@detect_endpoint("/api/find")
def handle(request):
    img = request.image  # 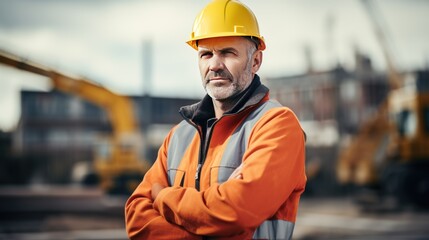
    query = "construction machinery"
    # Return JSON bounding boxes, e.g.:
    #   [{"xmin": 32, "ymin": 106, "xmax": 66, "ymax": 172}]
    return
[
  {"xmin": 0, "ymin": 49, "xmax": 150, "ymax": 195},
  {"xmin": 382, "ymin": 72, "xmax": 429, "ymax": 206},
  {"xmin": 337, "ymin": 70, "xmax": 429, "ymax": 207},
  {"xmin": 336, "ymin": 0, "xmax": 429, "ymax": 207}
]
